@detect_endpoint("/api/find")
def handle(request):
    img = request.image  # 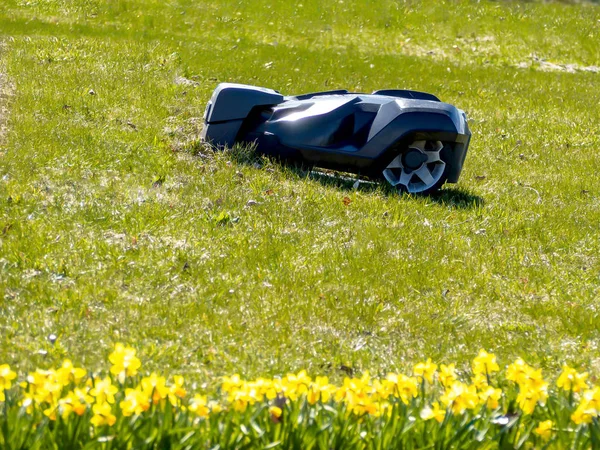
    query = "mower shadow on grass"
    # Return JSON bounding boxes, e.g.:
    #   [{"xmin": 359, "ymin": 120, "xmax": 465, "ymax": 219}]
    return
[
  {"xmin": 425, "ymin": 186, "xmax": 484, "ymax": 209},
  {"xmin": 221, "ymin": 144, "xmax": 484, "ymax": 209},
  {"xmin": 297, "ymin": 168, "xmax": 483, "ymax": 209},
  {"xmin": 297, "ymin": 166, "xmax": 484, "ymax": 210}
]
